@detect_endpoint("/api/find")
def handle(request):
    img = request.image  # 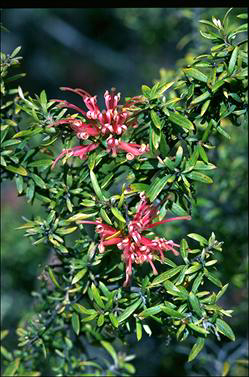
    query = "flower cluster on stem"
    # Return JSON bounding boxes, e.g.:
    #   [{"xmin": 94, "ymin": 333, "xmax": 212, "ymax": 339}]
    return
[
  {"xmin": 80, "ymin": 193, "xmax": 191, "ymax": 286},
  {"xmin": 49, "ymin": 87, "xmax": 149, "ymax": 168}
]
